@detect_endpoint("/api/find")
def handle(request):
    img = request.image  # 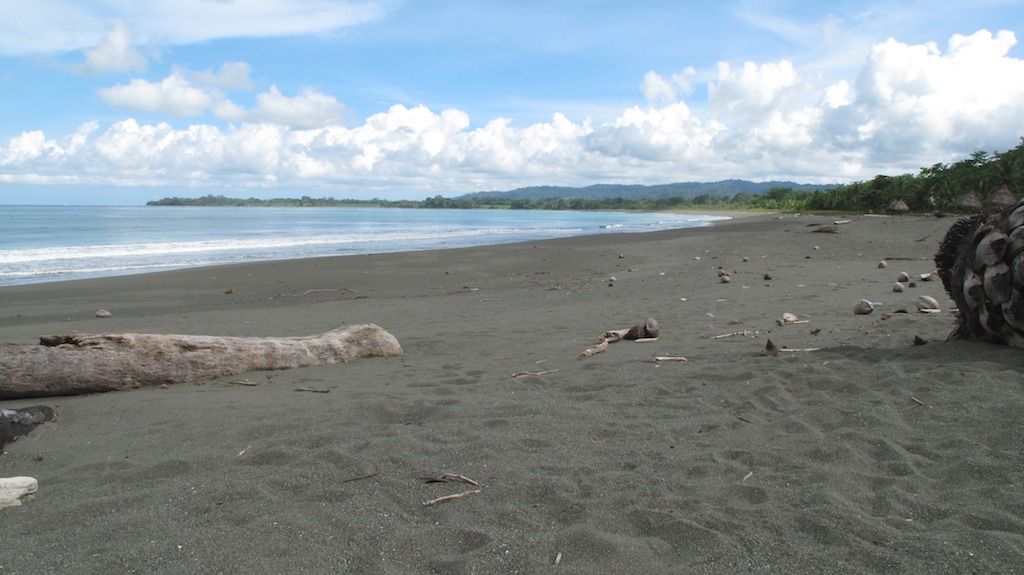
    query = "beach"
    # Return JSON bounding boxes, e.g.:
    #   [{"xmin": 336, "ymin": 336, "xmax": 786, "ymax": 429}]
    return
[{"xmin": 1, "ymin": 212, "xmax": 1022, "ymax": 574}]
